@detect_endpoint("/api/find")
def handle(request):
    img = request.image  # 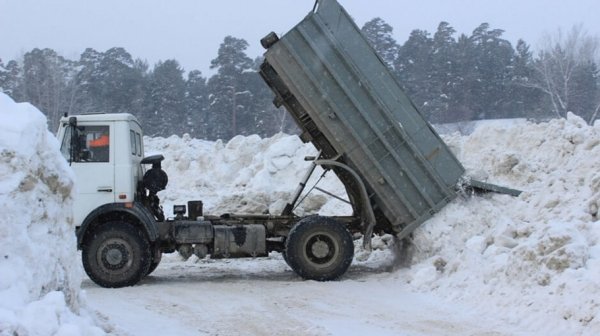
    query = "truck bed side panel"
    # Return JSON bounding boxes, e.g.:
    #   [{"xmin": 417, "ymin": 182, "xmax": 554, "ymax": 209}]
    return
[{"xmin": 261, "ymin": 0, "xmax": 465, "ymax": 232}]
